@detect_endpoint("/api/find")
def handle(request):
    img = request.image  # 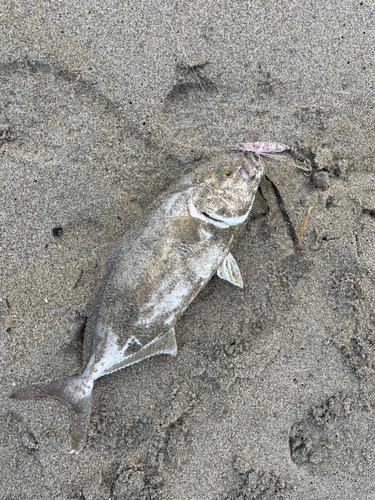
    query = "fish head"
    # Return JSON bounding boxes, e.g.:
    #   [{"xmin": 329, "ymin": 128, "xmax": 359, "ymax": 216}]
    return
[{"xmin": 187, "ymin": 155, "xmax": 263, "ymax": 228}]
